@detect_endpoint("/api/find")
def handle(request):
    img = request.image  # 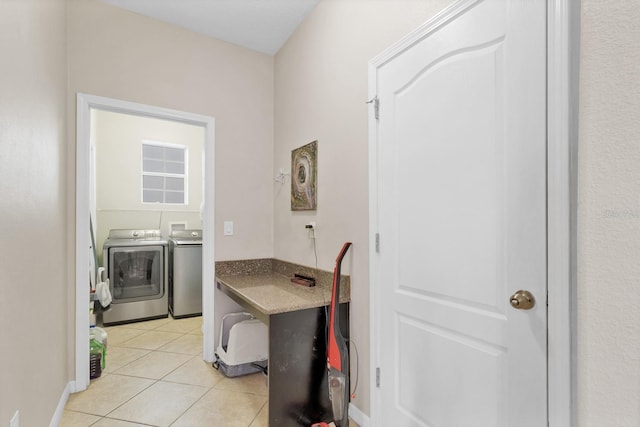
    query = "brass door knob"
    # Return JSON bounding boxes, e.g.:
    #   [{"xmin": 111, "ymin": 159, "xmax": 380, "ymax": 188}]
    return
[{"xmin": 510, "ymin": 290, "xmax": 535, "ymax": 310}]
